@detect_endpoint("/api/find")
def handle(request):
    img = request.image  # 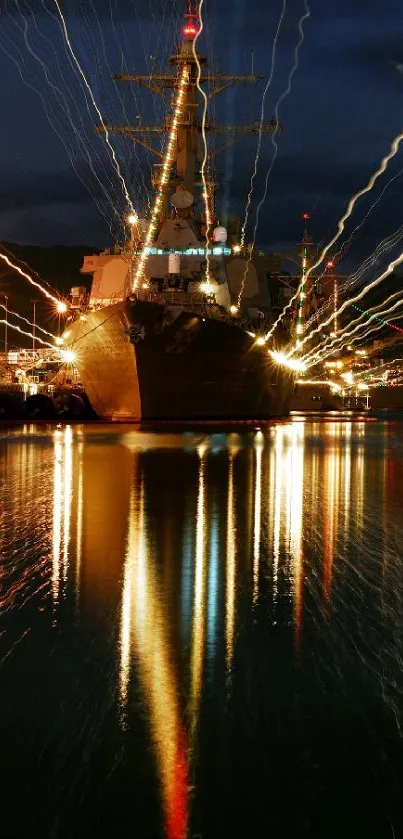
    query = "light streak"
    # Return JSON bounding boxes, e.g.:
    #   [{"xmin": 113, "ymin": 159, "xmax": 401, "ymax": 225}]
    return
[
  {"xmin": 253, "ymin": 431, "xmax": 263, "ymax": 603},
  {"xmin": 0, "ymin": 250, "xmax": 58, "ymax": 303},
  {"xmin": 297, "ymin": 248, "xmax": 403, "ymax": 359},
  {"xmin": 226, "ymin": 454, "xmax": 236, "ymax": 670},
  {"xmin": 192, "ymin": 0, "xmax": 212, "ymax": 281},
  {"xmin": 239, "ymin": 0, "xmax": 310, "ymax": 307},
  {"xmin": 132, "ymin": 64, "xmax": 190, "ymax": 288},
  {"xmin": 0, "ymin": 319, "xmax": 54, "ymax": 348},
  {"xmin": 265, "ymin": 125, "xmax": 403, "ymax": 340},
  {"xmin": 351, "ymin": 303, "xmax": 403, "ymax": 335},
  {"xmin": 239, "ymin": 0, "xmax": 287, "ymax": 261},
  {"xmin": 52, "ymin": 0, "xmax": 135, "ymax": 216},
  {"xmin": 295, "ymin": 244, "xmax": 308, "ymax": 347},
  {"xmin": 334, "ymin": 165, "xmax": 403, "ymax": 264},
  {"xmin": 0, "ymin": 302, "xmax": 56, "ymax": 339}
]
